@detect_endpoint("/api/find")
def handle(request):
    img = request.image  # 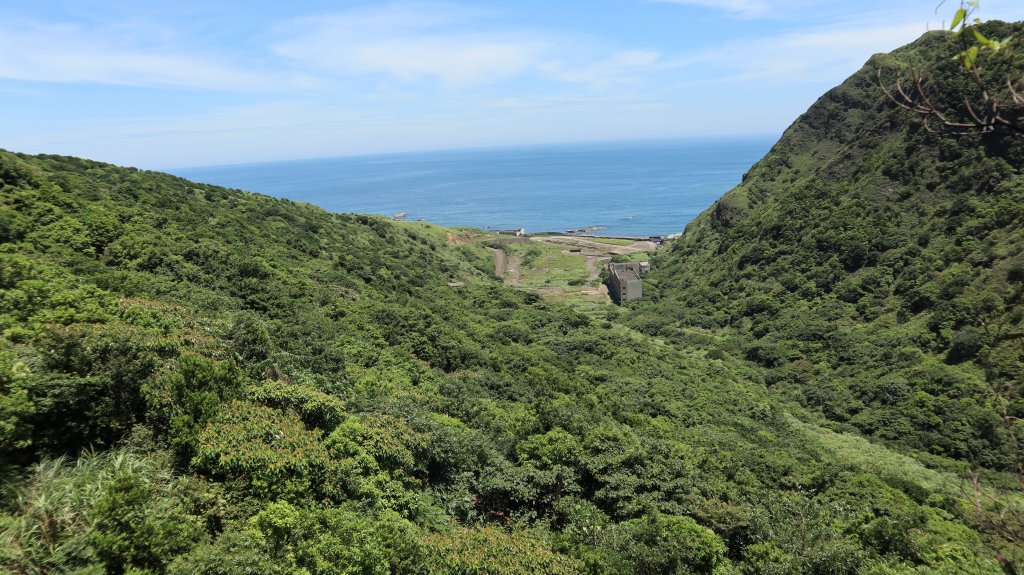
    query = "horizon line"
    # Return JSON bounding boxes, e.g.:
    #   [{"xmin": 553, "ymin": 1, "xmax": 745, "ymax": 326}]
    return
[{"xmin": 163, "ymin": 133, "xmax": 781, "ymax": 173}]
